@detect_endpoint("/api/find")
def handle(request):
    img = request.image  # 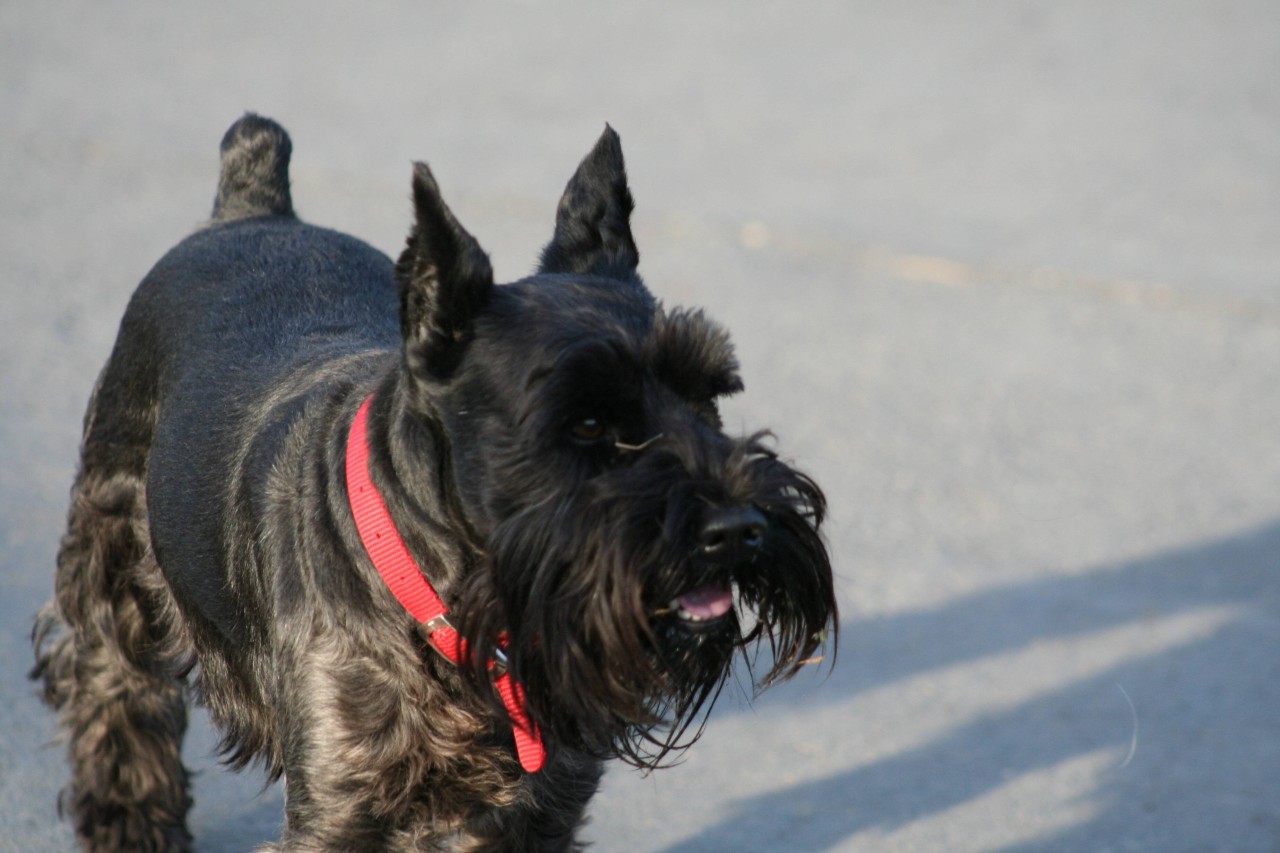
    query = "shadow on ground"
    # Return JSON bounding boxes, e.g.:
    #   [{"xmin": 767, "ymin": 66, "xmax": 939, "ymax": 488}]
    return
[{"xmin": 660, "ymin": 521, "xmax": 1280, "ymax": 852}]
